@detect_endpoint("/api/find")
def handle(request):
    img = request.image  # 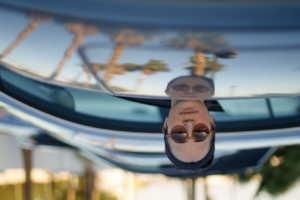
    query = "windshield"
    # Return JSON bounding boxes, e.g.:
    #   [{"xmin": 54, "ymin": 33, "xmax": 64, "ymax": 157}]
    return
[
  {"xmin": 1, "ymin": 2, "xmax": 300, "ymax": 200},
  {"xmin": 1, "ymin": 66, "xmax": 300, "ymax": 133}
]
